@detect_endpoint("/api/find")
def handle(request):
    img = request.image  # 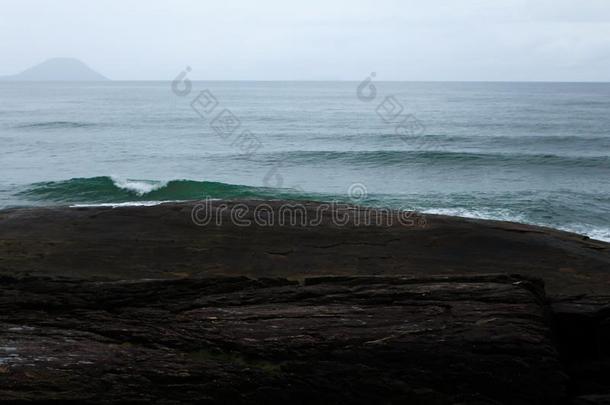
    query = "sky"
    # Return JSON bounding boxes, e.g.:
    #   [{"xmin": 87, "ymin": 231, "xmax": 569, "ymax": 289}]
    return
[{"xmin": 1, "ymin": 0, "xmax": 610, "ymax": 81}]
